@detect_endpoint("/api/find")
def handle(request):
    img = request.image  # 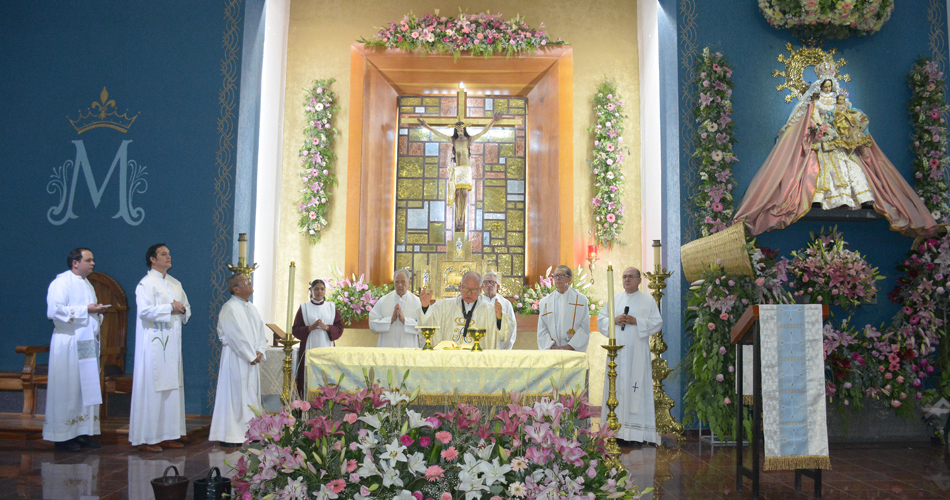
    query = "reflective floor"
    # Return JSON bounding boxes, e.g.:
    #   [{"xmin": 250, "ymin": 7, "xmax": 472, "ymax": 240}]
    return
[{"xmin": 0, "ymin": 437, "xmax": 947, "ymax": 499}]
